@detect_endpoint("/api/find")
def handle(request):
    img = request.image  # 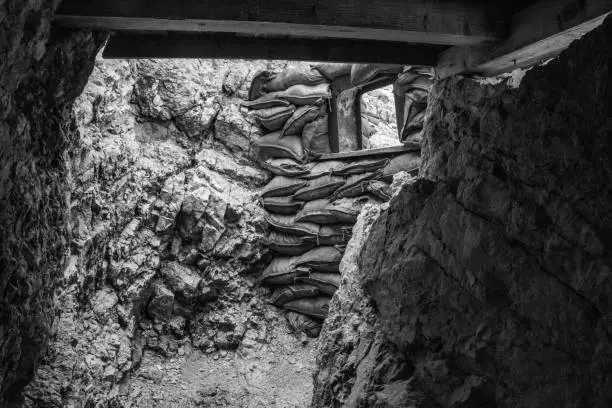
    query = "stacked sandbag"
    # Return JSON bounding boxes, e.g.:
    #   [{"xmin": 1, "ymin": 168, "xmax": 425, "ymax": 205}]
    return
[
  {"xmin": 244, "ymin": 64, "xmax": 425, "ymax": 338},
  {"xmin": 257, "ymin": 154, "xmax": 423, "ymax": 336},
  {"xmin": 245, "ymin": 66, "xmax": 334, "ymax": 163},
  {"xmin": 394, "ymin": 66, "xmax": 435, "ymax": 143}
]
